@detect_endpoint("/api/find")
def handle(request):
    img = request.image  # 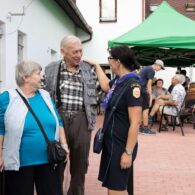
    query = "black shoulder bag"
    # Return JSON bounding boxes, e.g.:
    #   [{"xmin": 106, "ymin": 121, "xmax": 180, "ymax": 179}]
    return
[
  {"xmin": 16, "ymin": 89, "xmax": 67, "ymax": 166},
  {"xmin": 93, "ymin": 78, "xmax": 134, "ymax": 154}
]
